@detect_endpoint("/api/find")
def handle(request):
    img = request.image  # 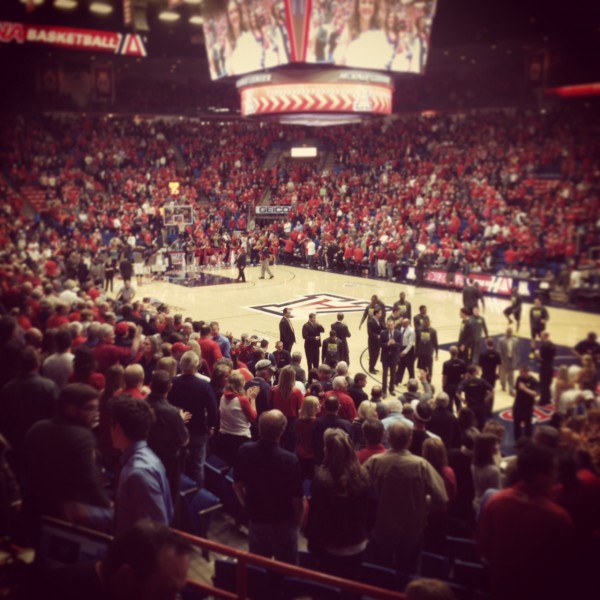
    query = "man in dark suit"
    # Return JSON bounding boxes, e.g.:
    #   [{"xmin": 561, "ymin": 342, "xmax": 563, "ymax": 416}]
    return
[
  {"xmin": 331, "ymin": 313, "xmax": 351, "ymax": 364},
  {"xmin": 302, "ymin": 312, "xmax": 325, "ymax": 371},
  {"xmin": 235, "ymin": 247, "xmax": 247, "ymax": 282},
  {"xmin": 458, "ymin": 307, "xmax": 475, "ymax": 364},
  {"xmin": 367, "ymin": 308, "xmax": 384, "ymax": 374},
  {"xmin": 279, "ymin": 308, "xmax": 295, "ymax": 353},
  {"xmin": 379, "ymin": 319, "xmax": 403, "ymax": 398}
]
